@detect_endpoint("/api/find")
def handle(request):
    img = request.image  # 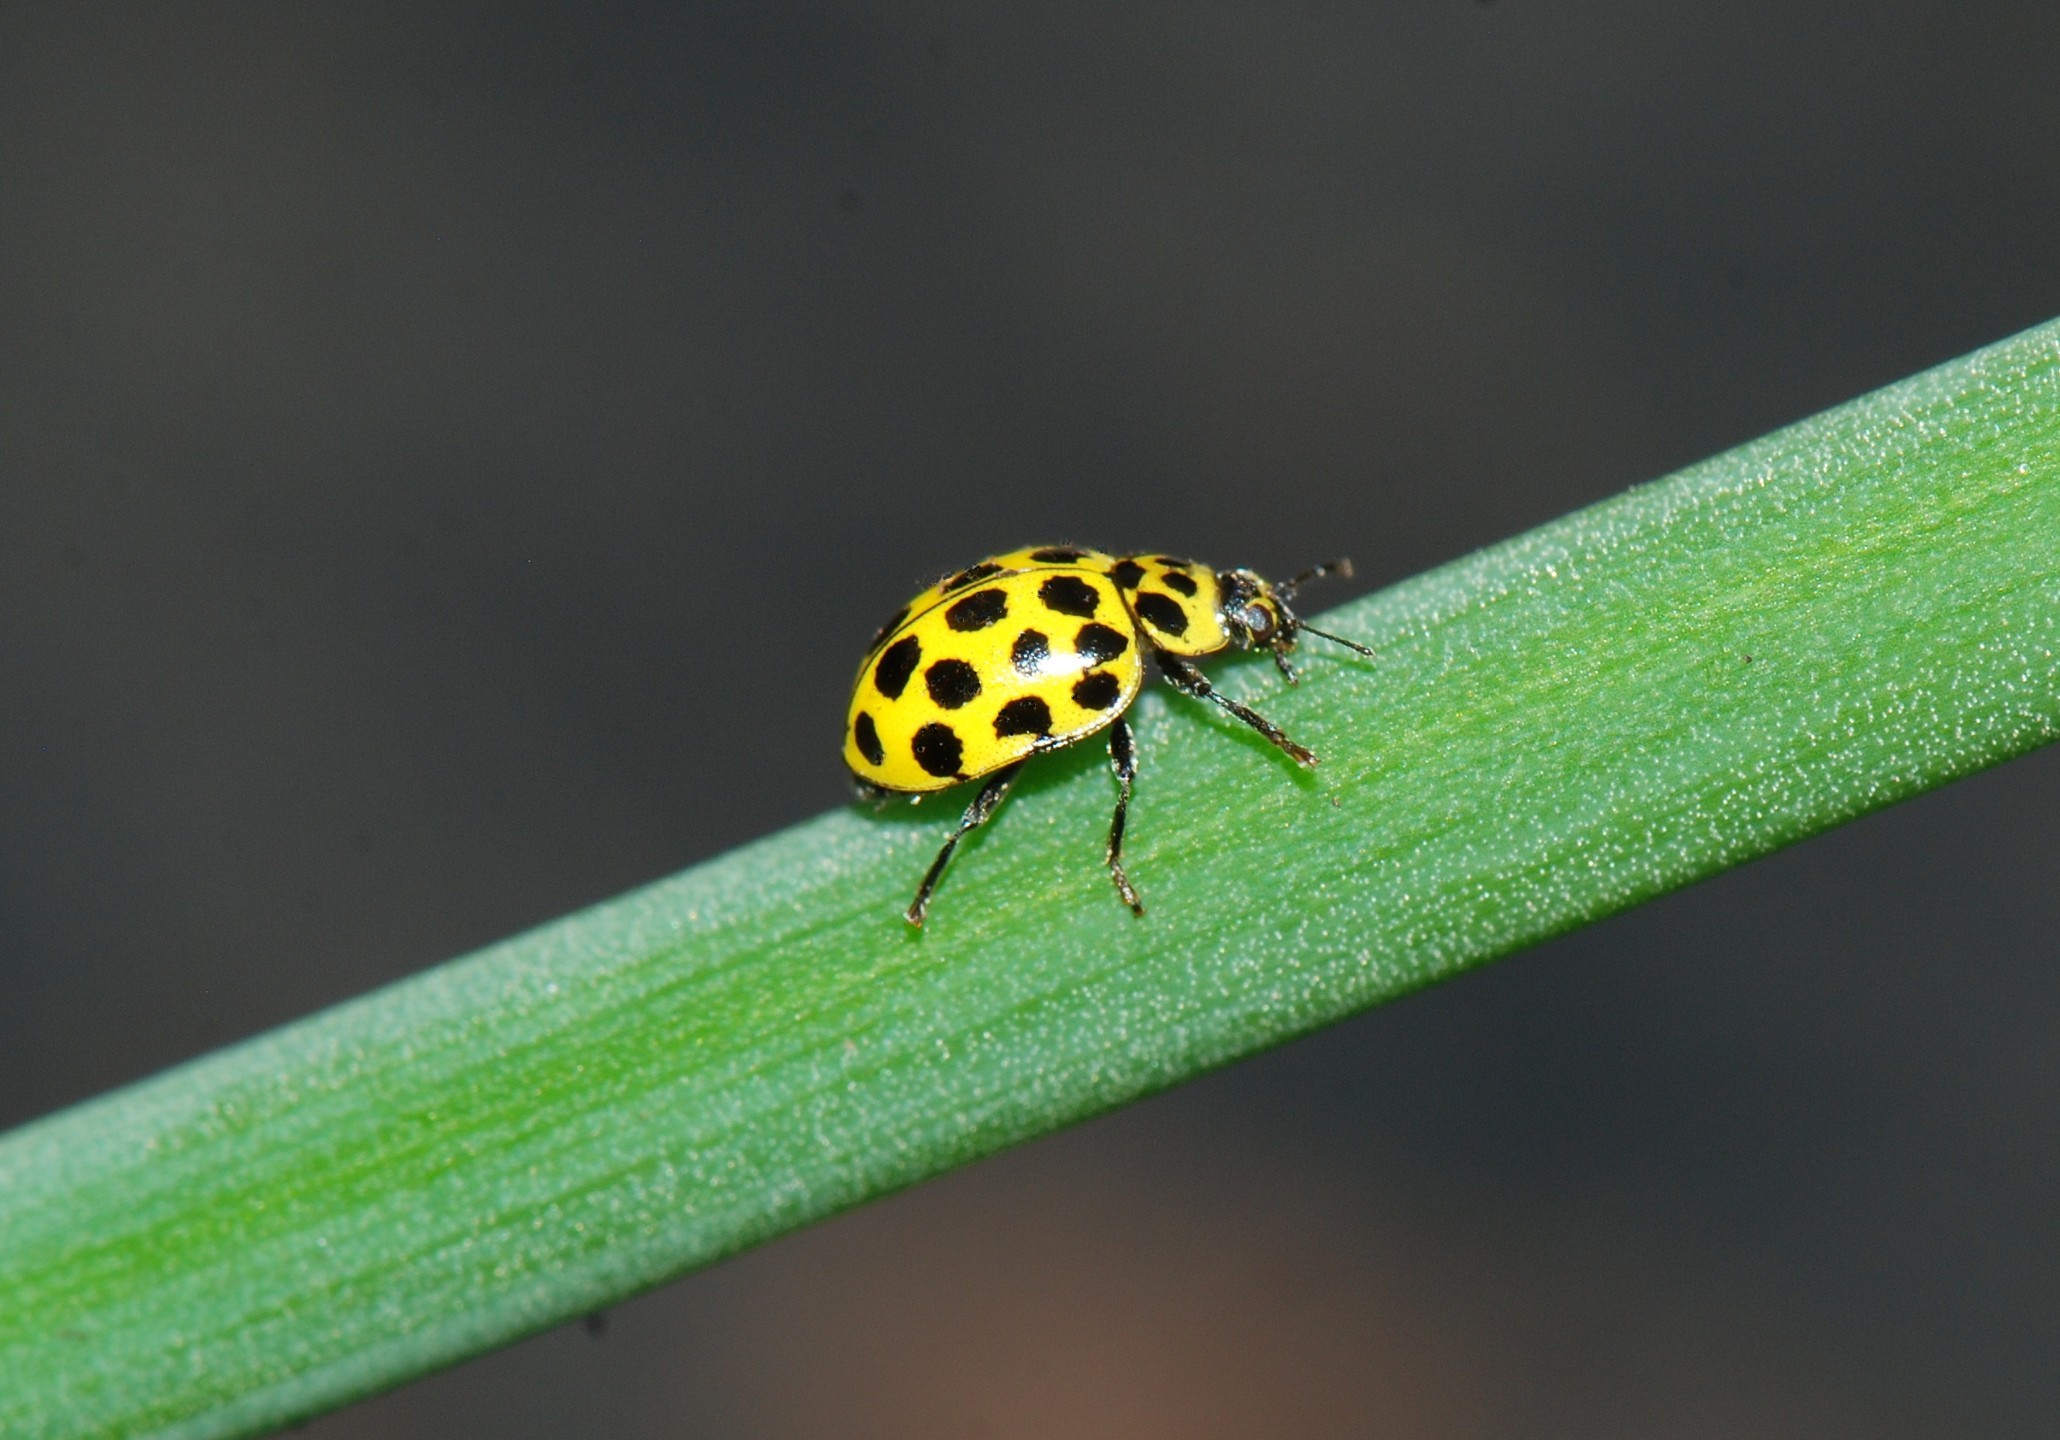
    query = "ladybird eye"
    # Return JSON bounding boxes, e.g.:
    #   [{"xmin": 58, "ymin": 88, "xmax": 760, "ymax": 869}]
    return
[{"xmin": 1241, "ymin": 605, "xmax": 1274, "ymax": 636}]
